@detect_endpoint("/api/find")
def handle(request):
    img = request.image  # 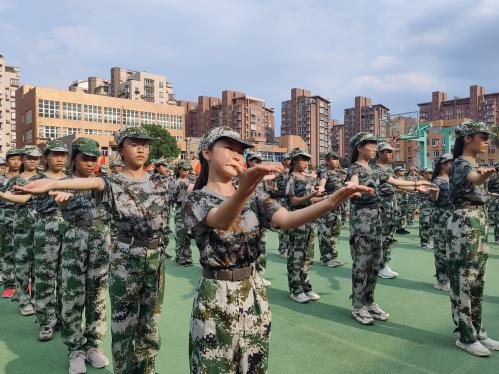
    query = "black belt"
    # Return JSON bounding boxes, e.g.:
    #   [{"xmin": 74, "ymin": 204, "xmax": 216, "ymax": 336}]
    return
[
  {"xmin": 353, "ymin": 203, "xmax": 379, "ymax": 209},
  {"xmin": 117, "ymin": 235, "xmax": 160, "ymax": 249},
  {"xmin": 457, "ymin": 204, "xmax": 484, "ymax": 210},
  {"xmin": 203, "ymin": 266, "xmax": 253, "ymax": 282},
  {"xmin": 74, "ymin": 218, "xmax": 103, "ymax": 227}
]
